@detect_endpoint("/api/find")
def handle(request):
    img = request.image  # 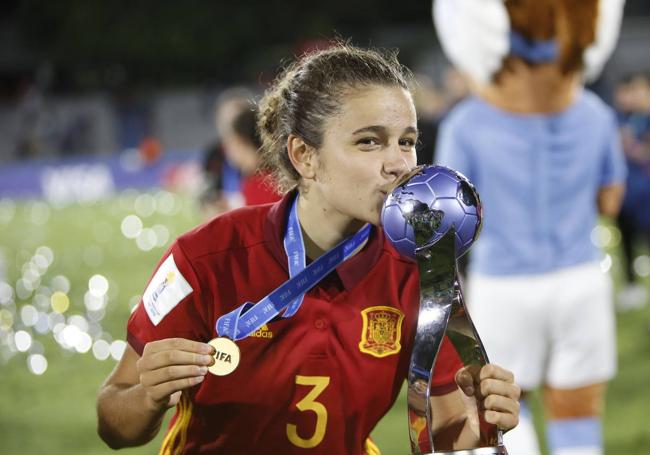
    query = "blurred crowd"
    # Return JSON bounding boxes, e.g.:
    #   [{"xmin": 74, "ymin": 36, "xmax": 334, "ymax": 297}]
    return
[{"xmin": 614, "ymin": 72, "xmax": 650, "ymax": 309}]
